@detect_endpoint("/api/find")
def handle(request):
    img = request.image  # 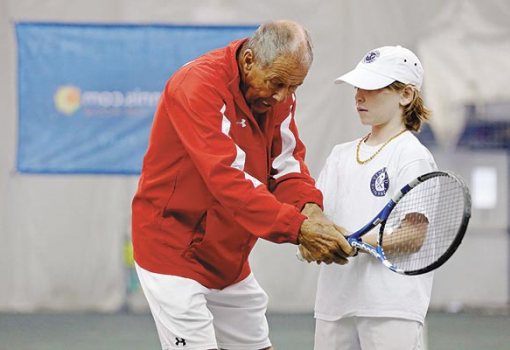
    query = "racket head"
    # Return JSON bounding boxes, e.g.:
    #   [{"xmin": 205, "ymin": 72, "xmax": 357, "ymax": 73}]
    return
[{"xmin": 378, "ymin": 171, "xmax": 471, "ymax": 275}]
